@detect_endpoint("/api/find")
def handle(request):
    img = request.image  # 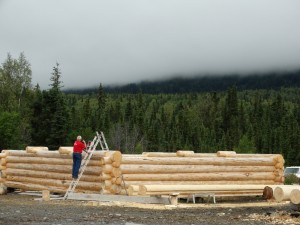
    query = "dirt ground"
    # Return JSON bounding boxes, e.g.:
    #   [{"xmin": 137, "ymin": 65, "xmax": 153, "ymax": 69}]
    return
[{"xmin": 0, "ymin": 192, "xmax": 300, "ymax": 225}]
